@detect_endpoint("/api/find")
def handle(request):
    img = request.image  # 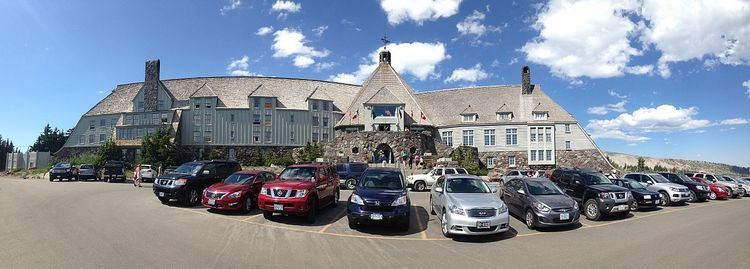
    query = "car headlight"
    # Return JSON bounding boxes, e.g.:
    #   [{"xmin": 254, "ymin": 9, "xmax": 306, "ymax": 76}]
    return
[
  {"xmin": 228, "ymin": 191, "xmax": 242, "ymax": 199},
  {"xmin": 573, "ymin": 202, "xmax": 579, "ymax": 210},
  {"xmin": 532, "ymin": 201, "xmax": 551, "ymax": 213},
  {"xmin": 669, "ymin": 187, "xmax": 679, "ymax": 192},
  {"xmin": 260, "ymin": 187, "xmax": 268, "ymax": 196},
  {"xmin": 350, "ymin": 194, "xmax": 364, "ymax": 205},
  {"xmin": 449, "ymin": 204, "xmax": 465, "ymax": 215},
  {"xmin": 174, "ymin": 179, "xmax": 187, "ymax": 186},
  {"xmin": 598, "ymin": 192, "xmax": 613, "ymax": 199},
  {"xmin": 627, "ymin": 191, "xmax": 633, "ymax": 199},
  {"xmin": 295, "ymin": 189, "xmax": 307, "ymax": 198},
  {"xmin": 498, "ymin": 203, "xmax": 508, "ymax": 214},
  {"xmin": 391, "ymin": 195, "xmax": 408, "ymax": 206},
  {"xmin": 202, "ymin": 188, "xmax": 208, "ymax": 196}
]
